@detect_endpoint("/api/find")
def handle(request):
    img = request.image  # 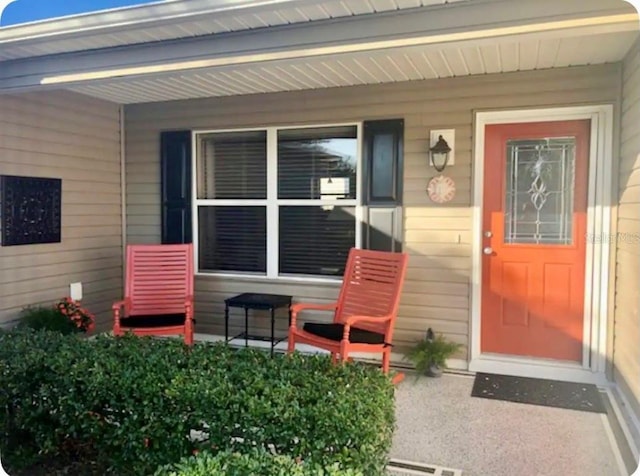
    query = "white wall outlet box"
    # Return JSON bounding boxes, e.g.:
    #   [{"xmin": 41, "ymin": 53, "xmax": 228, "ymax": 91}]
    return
[
  {"xmin": 429, "ymin": 129, "xmax": 455, "ymax": 167},
  {"xmin": 70, "ymin": 282, "xmax": 83, "ymax": 301}
]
